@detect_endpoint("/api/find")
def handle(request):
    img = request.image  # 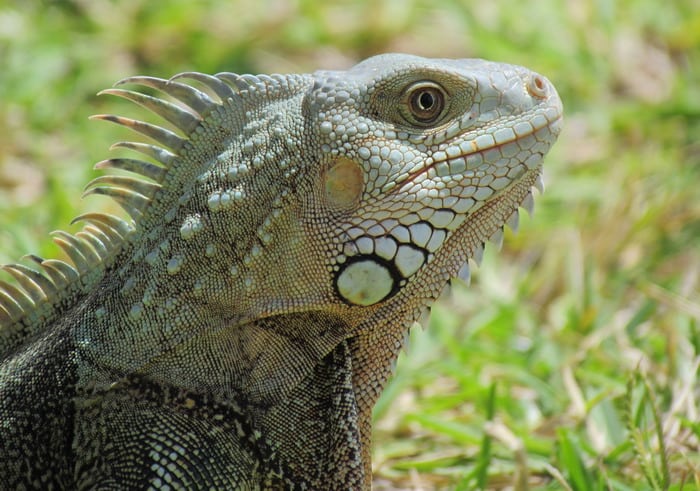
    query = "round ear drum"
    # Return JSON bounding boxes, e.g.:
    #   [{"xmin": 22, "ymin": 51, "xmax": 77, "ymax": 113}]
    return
[{"xmin": 323, "ymin": 157, "xmax": 364, "ymax": 211}]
